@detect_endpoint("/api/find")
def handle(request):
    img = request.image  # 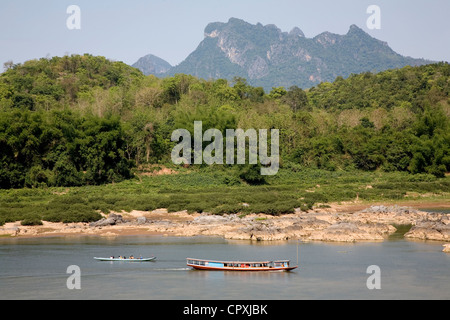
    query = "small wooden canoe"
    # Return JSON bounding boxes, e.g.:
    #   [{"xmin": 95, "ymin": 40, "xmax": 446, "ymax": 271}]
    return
[
  {"xmin": 94, "ymin": 256, "xmax": 156, "ymax": 262},
  {"xmin": 187, "ymin": 258, "xmax": 297, "ymax": 271}
]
